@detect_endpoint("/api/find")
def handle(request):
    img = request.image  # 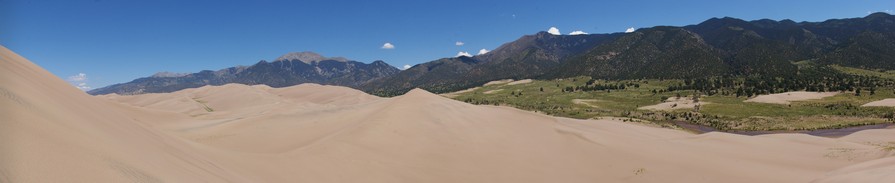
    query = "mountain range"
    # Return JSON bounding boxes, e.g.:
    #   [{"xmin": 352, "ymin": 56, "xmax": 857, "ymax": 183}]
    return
[
  {"xmin": 361, "ymin": 32, "xmax": 622, "ymax": 96},
  {"xmin": 88, "ymin": 52, "xmax": 400, "ymax": 95},
  {"xmin": 91, "ymin": 13, "xmax": 895, "ymax": 96},
  {"xmin": 365, "ymin": 12, "xmax": 895, "ymax": 96}
]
